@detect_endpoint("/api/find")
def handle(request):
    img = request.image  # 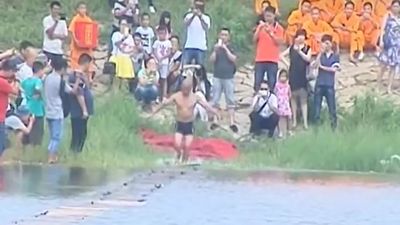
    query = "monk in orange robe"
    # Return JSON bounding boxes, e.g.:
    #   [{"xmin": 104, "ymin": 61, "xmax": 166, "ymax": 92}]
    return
[
  {"xmin": 374, "ymin": 0, "xmax": 391, "ymax": 18},
  {"xmin": 285, "ymin": 0, "xmax": 312, "ymax": 45},
  {"xmin": 255, "ymin": 0, "xmax": 280, "ymax": 15},
  {"xmin": 359, "ymin": 1, "xmax": 380, "ymax": 50},
  {"xmin": 303, "ymin": 7, "xmax": 339, "ymax": 55},
  {"xmin": 331, "ymin": 1, "xmax": 365, "ymax": 62},
  {"xmin": 320, "ymin": 0, "xmax": 345, "ymax": 22},
  {"xmin": 69, "ymin": 2, "xmax": 97, "ymax": 79}
]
